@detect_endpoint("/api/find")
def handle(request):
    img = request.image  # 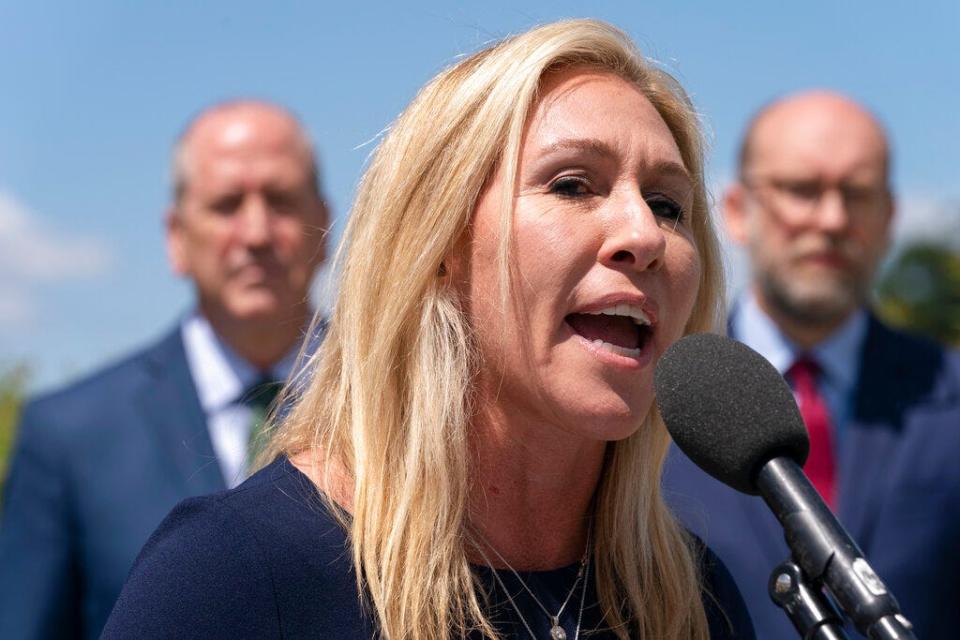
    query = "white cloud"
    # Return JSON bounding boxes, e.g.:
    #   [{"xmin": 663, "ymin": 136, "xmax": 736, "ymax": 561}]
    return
[
  {"xmin": 0, "ymin": 190, "xmax": 112, "ymax": 282},
  {"xmin": 0, "ymin": 190, "xmax": 113, "ymax": 330},
  {"xmin": 0, "ymin": 283, "xmax": 35, "ymax": 327},
  {"xmin": 891, "ymin": 194, "xmax": 960, "ymax": 249}
]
